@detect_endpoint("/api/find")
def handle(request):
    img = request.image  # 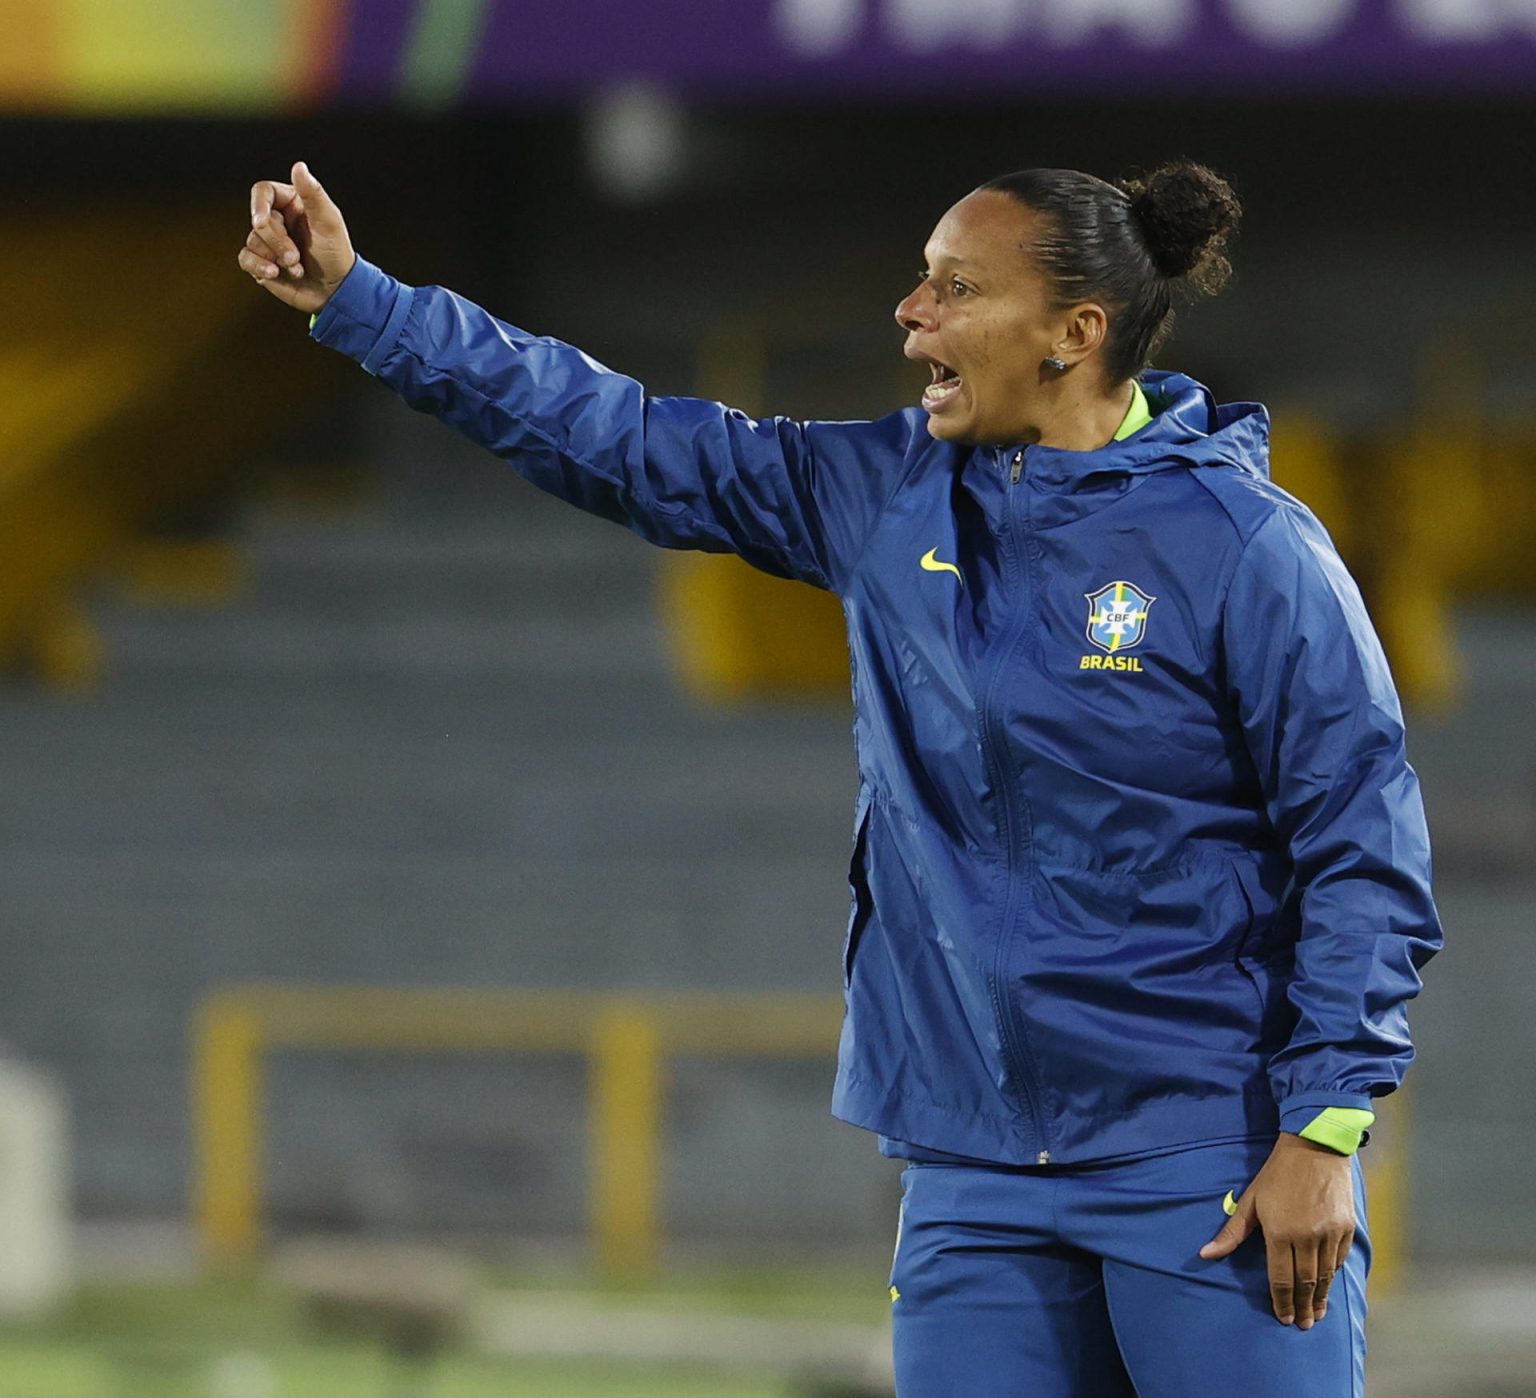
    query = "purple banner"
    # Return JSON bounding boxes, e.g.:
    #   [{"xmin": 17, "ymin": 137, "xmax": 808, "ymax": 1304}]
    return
[
  {"xmin": 458, "ymin": 0, "xmax": 1536, "ymax": 100},
  {"xmin": 337, "ymin": 0, "xmax": 422, "ymax": 97}
]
